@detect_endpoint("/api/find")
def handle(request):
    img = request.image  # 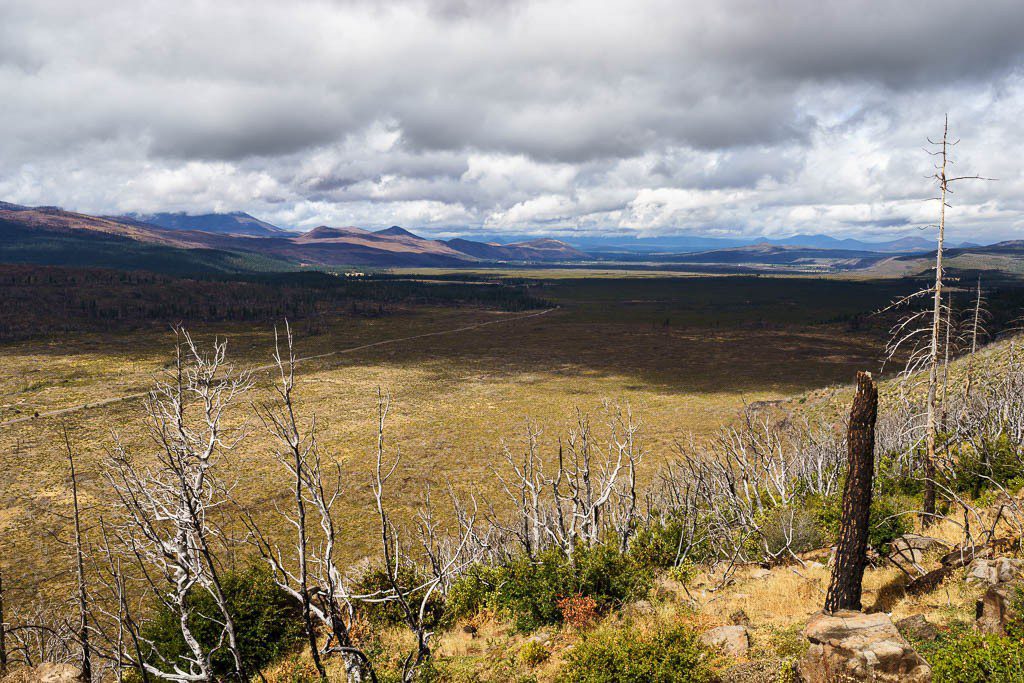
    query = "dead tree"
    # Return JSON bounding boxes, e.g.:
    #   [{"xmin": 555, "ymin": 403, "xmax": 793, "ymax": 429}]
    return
[
  {"xmin": 370, "ymin": 390, "xmax": 479, "ymax": 683},
  {"xmin": 0, "ymin": 564, "xmax": 7, "ymax": 678},
  {"xmin": 921, "ymin": 115, "xmax": 989, "ymax": 524},
  {"xmin": 962, "ymin": 277, "xmax": 989, "ymax": 403},
  {"xmin": 241, "ymin": 324, "xmax": 375, "ymax": 682},
  {"xmin": 106, "ymin": 330, "xmax": 252, "ymax": 682},
  {"xmin": 64, "ymin": 428, "xmax": 92, "ymax": 682},
  {"xmin": 824, "ymin": 372, "xmax": 878, "ymax": 613}
]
